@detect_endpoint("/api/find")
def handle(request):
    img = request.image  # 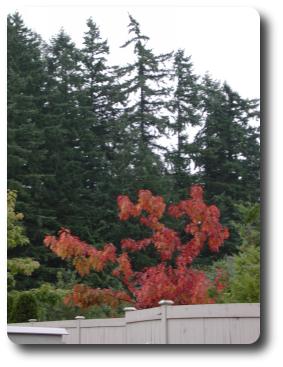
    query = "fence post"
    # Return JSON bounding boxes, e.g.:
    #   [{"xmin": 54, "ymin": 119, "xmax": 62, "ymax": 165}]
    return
[
  {"xmin": 158, "ymin": 300, "xmax": 174, "ymax": 344},
  {"xmin": 75, "ymin": 316, "xmax": 85, "ymax": 344},
  {"xmin": 123, "ymin": 307, "xmax": 137, "ymax": 344}
]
